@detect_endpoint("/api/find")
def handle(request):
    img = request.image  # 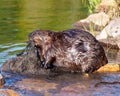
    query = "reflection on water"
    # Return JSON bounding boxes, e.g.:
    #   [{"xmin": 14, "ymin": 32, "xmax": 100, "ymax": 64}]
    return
[
  {"xmin": 0, "ymin": 43, "xmax": 26, "ymax": 64},
  {"xmin": 0, "ymin": 0, "xmax": 91, "ymax": 64}
]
